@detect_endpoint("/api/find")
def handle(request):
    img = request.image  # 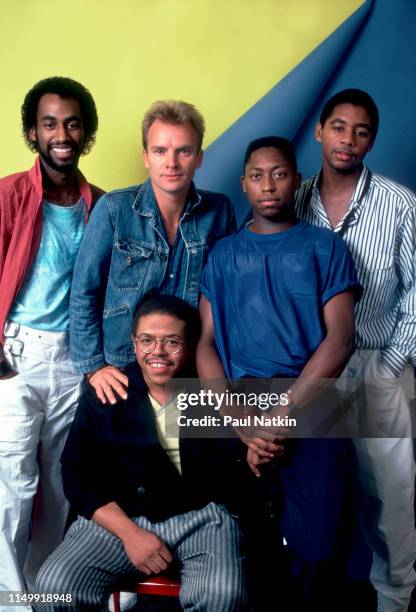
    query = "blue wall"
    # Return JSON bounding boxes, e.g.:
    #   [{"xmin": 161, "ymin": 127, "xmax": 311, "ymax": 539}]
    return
[{"xmin": 197, "ymin": 0, "xmax": 416, "ymax": 223}]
